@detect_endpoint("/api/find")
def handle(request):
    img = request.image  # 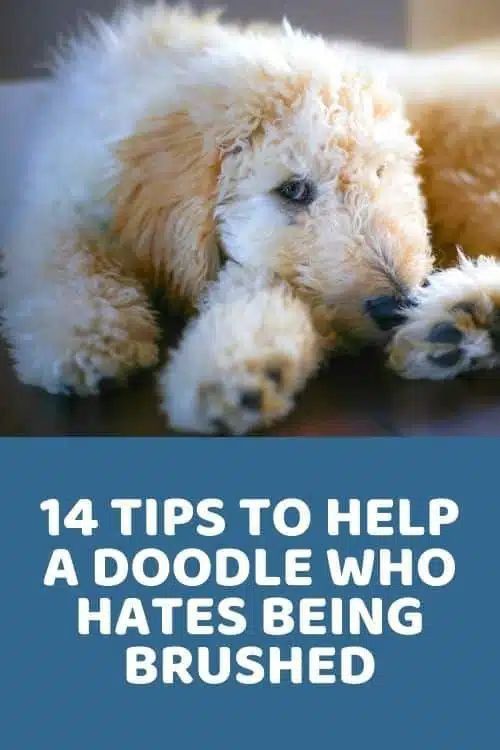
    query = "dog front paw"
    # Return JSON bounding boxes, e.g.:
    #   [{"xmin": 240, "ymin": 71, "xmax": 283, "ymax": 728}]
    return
[
  {"xmin": 160, "ymin": 265, "xmax": 321, "ymax": 434},
  {"xmin": 198, "ymin": 355, "xmax": 300, "ymax": 434},
  {"xmin": 388, "ymin": 257, "xmax": 500, "ymax": 380},
  {"xmin": 162, "ymin": 353, "xmax": 300, "ymax": 434},
  {"xmin": 48, "ymin": 332, "xmax": 159, "ymax": 396},
  {"xmin": 7, "ymin": 288, "xmax": 160, "ymax": 395}
]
